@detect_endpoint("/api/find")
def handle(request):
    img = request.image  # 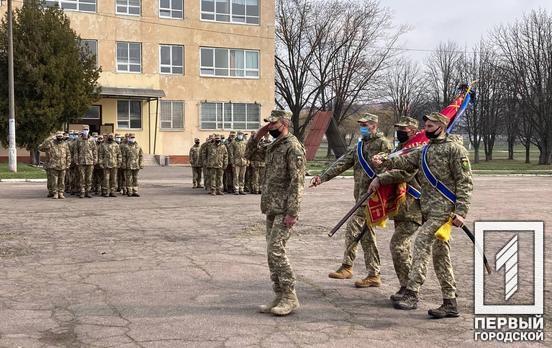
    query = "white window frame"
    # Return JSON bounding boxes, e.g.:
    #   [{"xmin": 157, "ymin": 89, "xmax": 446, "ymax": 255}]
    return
[
  {"xmin": 160, "ymin": 101, "xmax": 185, "ymax": 131},
  {"xmin": 45, "ymin": 0, "xmax": 97, "ymax": 13},
  {"xmin": 200, "ymin": 0, "xmax": 259, "ymax": 25},
  {"xmin": 199, "ymin": 102, "xmax": 260, "ymax": 130},
  {"xmin": 117, "ymin": 100, "xmax": 143, "ymax": 130},
  {"xmin": 159, "ymin": 45, "xmax": 184, "ymax": 75},
  {"xmin": 116, "ymin": 42, "xmax": 142, "ymax": 73},
  {"xmin": 200, "ymin": 47, "xmax": 259, "ymax": 79},
  {"xmin": 116, "ymin": 0, "xmax": 141, "ymax": 16},
  {"xmin": 159, "ymin": 0, "xmax": 183, "ymax": 19}
]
